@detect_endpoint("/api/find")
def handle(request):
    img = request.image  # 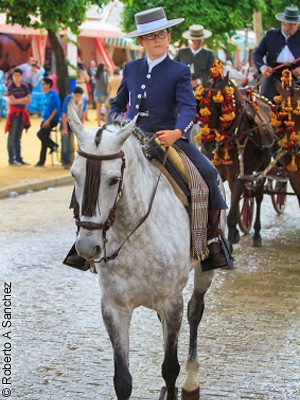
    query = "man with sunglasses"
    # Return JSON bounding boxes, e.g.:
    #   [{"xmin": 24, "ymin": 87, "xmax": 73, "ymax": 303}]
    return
[{"xmin": 107, "ymin": 7, "xmax": 230, "ymax": 271}]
